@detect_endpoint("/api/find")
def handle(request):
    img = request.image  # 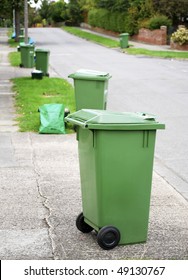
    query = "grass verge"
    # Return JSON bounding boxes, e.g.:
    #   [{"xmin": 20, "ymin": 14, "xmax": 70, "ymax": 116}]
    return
[
  {"xmin": 125, "ymin": 48, "xmax": 188, "ymax": 59},
  {"xmin": 8, "ymin": 29, "xmax": 21, "ymax": 66},
  {"xmin": 8, "ymin": 37, "xmax": 19, "ymax": 48},
  {"xmin": 62, "ymin": 26, "xmax": 119, "ymax": 48},
  {"xmin": 9, "ymin": 51, "xmax": 20, "ymax": 67},
  {"xmin": 12, "ymin": 77, "xmax": 75, "ymax": 133},
  {"xmin": 7, "ymin": 29, "xmax": 18, "ymax": 48}
]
